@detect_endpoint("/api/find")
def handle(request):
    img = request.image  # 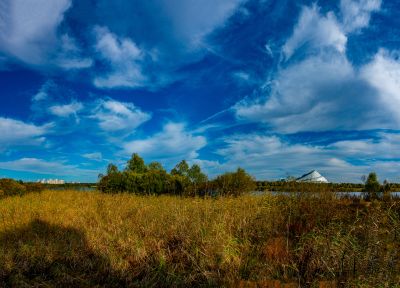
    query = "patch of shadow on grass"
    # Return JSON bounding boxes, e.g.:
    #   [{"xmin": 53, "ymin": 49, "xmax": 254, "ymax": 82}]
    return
[{"xmin": 0, "ymin": 219, "xmax": 127, "ymax": 287}]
